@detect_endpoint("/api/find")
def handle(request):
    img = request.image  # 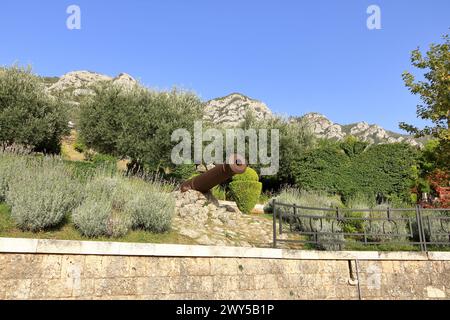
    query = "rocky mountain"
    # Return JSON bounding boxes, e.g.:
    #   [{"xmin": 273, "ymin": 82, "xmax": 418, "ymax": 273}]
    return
[
  {"xmin": 204, "ymin": 93, "xmax": 422, "ymax": 147},
  {"xmin": 42, "ymin": 70, "xmax": 421, "ymax": 147},
  {"xmin": 45, "ymin": 71, "xmax": 138, "ymax": 97},
  {"xmin": 297, "ymin": 113, "xmax": 422, "ymax": 147},
  {"xmin": 204, "ymin": 93, "xmax": 273, "ymax": 127}
]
